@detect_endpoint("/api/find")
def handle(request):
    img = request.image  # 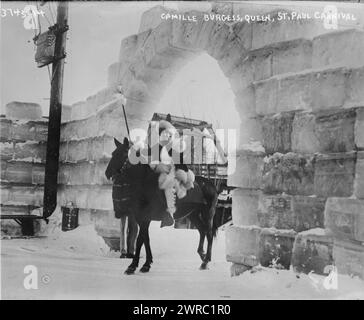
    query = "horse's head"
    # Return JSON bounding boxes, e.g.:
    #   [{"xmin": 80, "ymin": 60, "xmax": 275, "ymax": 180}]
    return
[{"xmin": 105, "ymin": 137, "xmax": 130, "ymax": 180}]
